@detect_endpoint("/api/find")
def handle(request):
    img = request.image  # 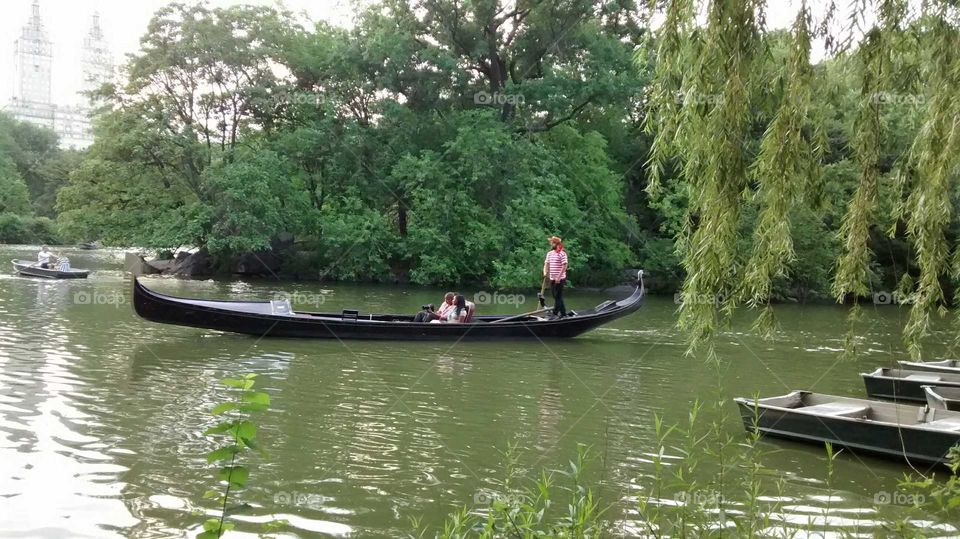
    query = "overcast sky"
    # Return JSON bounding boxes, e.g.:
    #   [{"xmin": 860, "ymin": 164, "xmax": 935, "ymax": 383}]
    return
[{"xmin": 1, "ymin": 0, "xmax": 827, "ymax": 107}]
